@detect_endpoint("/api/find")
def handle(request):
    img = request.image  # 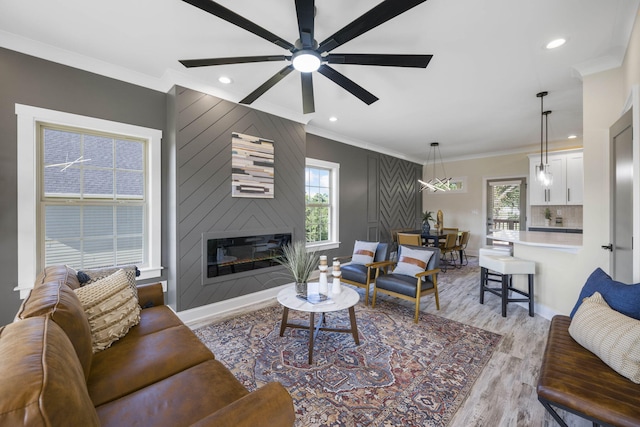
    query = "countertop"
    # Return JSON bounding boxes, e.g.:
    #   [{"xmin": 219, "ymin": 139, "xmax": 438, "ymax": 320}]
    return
[
  {"xmin": 487, "ymin": 230, "xmax": 582, "ymax": 253},
  {"xmin": 527, "ymin": 225, "xmax": 583, "ymax": 230}
]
